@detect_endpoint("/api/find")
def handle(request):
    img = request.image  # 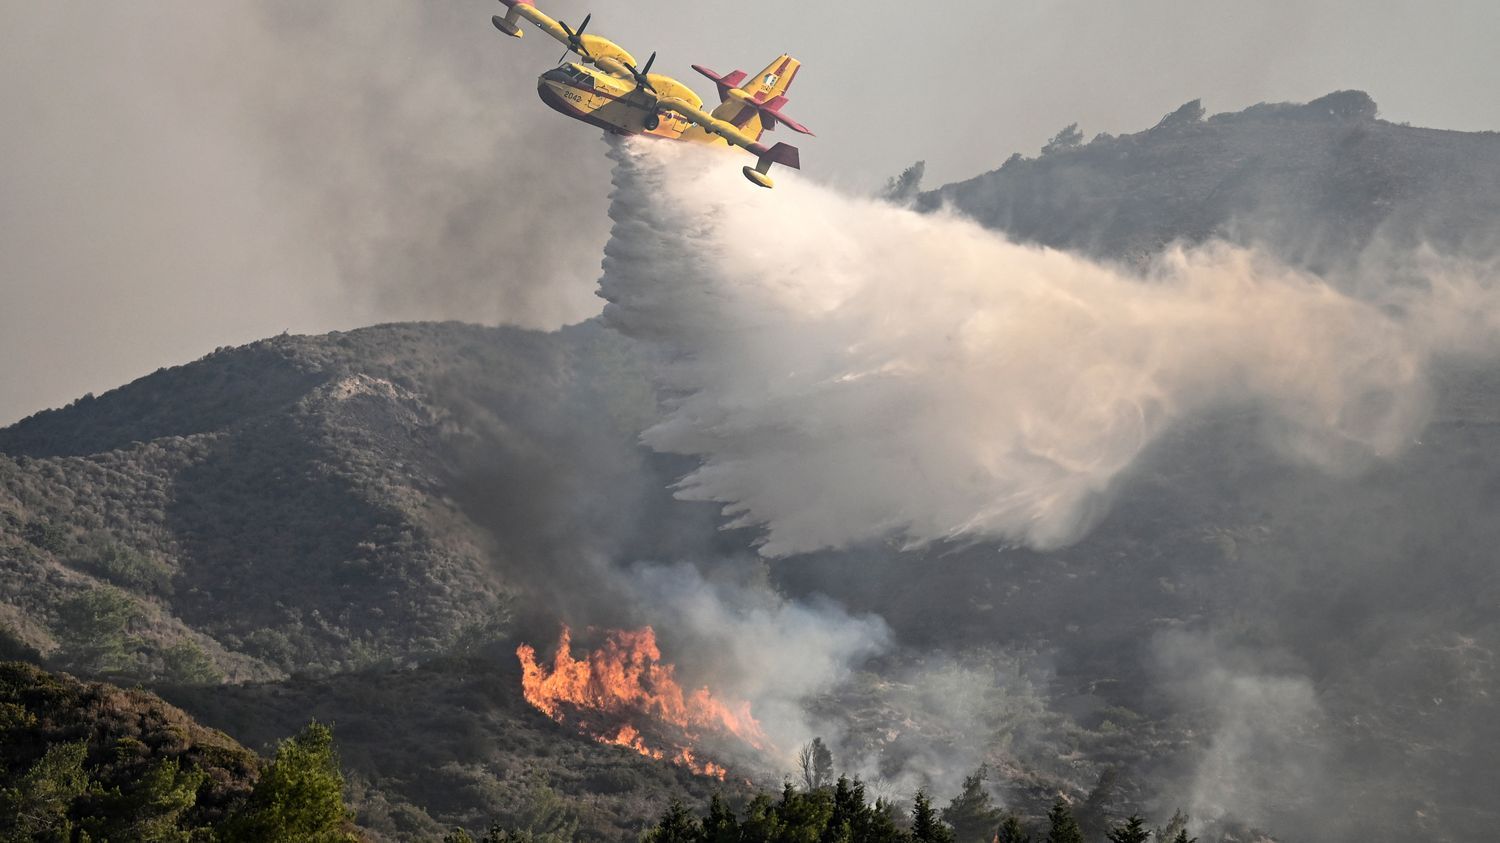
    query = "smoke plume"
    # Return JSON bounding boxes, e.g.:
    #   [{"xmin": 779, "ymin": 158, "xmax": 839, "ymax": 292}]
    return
[
  {"xmin": 612, "ymin": 562, "xmax": 891, "ymax": 765},
  {"xmin": 599, "ymin": 139, "xmax": 1495, "ymax": 556}
]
